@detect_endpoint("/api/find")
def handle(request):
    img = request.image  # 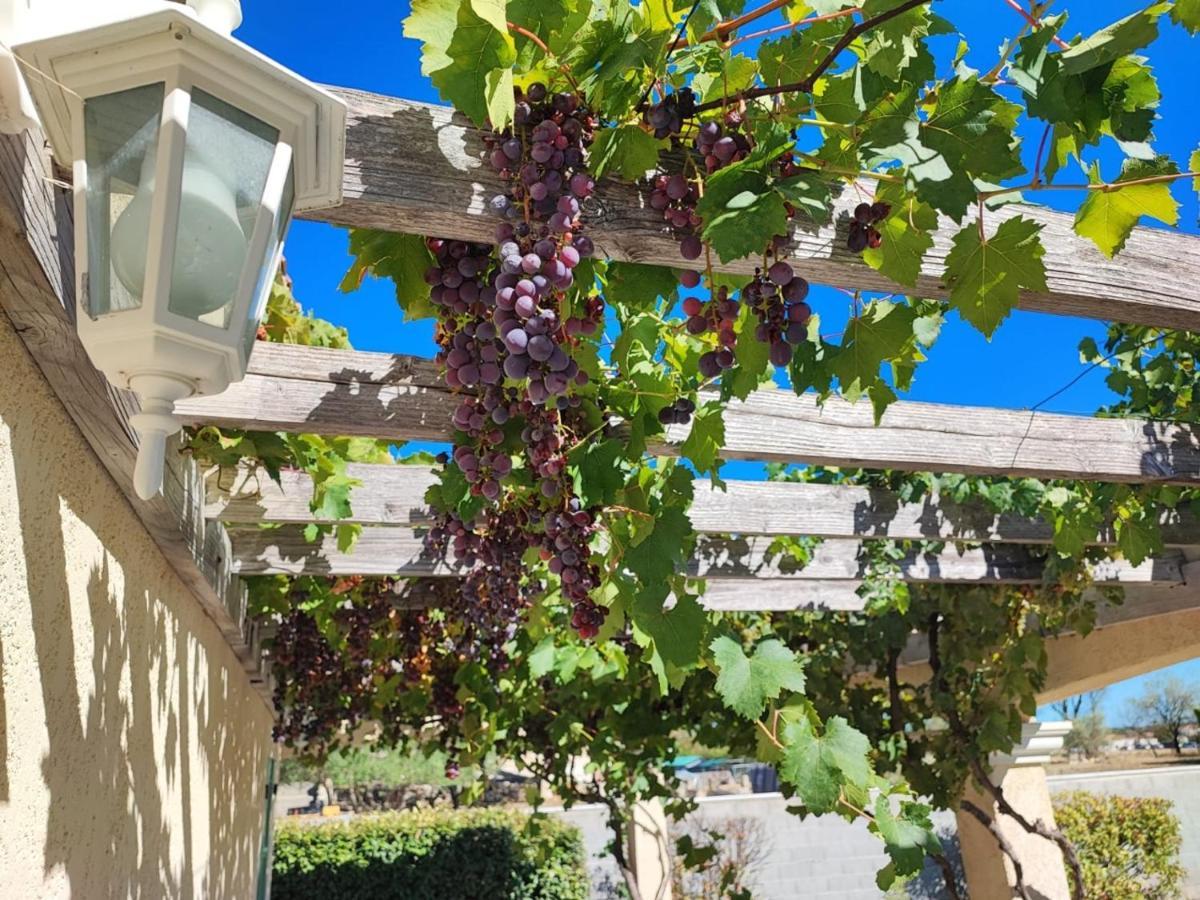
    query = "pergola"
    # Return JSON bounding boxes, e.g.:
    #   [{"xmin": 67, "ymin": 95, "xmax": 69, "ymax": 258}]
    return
[{"xmin": 3, "ymin": 85, "xmax": 1200, "ymax": 896}]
